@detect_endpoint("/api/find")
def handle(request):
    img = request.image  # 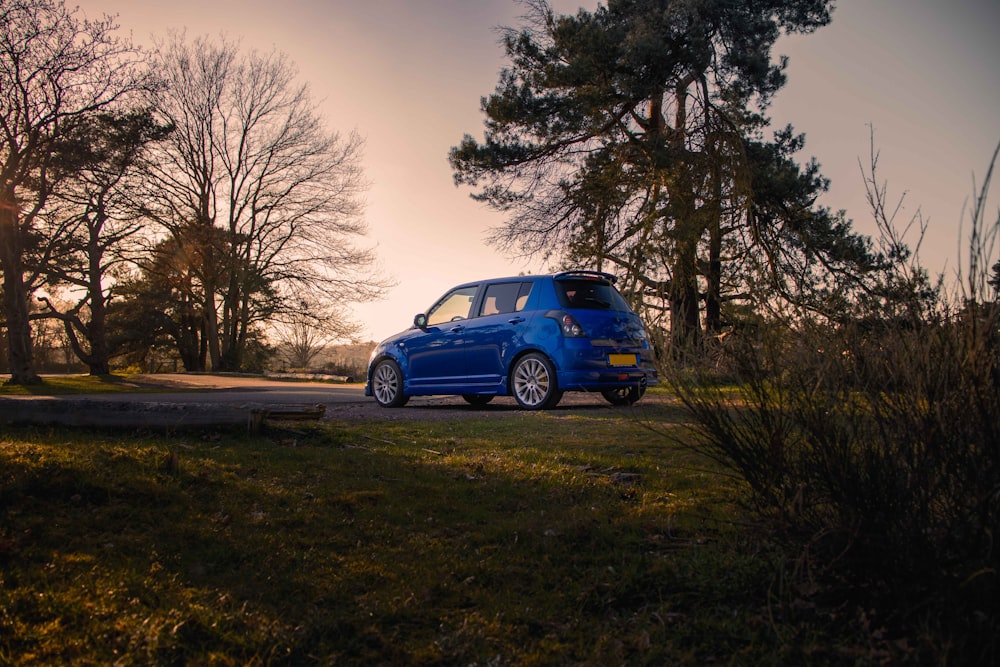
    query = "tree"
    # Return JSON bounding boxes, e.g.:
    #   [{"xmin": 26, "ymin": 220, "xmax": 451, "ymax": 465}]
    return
[
  {"xmin": 145, "ymin": 33, "xmax": 387, "ymax": 372},
  {"xmin": 114, "ymin": 228, "xmax": 220, "ymax": 372},
  {"xmin": 273, "ymin": 299, "xmax": 361, "ymax": 369},
  {"xmin": 450, "ymin": 0, "xmax": 874, "ymax": 352},
  {"xmin": 0, "ymin": 0, "xmax": 150, "ymax": 383},
  {"xmin": 37, "ymin": 110, "xmax": 171, "ymax": 375}
]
